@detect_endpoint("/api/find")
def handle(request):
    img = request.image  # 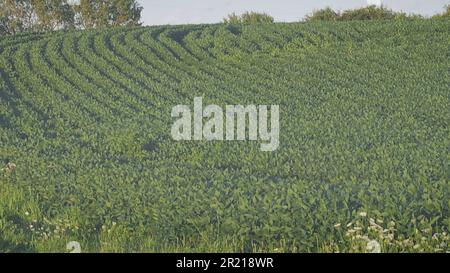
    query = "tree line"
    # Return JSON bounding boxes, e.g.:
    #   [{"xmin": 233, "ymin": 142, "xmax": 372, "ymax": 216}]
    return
[
  {"xmin": 304, "ymin": 5, "xmax": 450, "ymax": 22},
  {"xmin": 223, "ymin": 5, "xmax": 450, "ymax": 25},
  {"xmin": 0, "ymin": 0, "xmax": 143, "ymax": 35},
  {"xmin": 2, "ymin": 2, "xmax": 449, "ymax": 35}
]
